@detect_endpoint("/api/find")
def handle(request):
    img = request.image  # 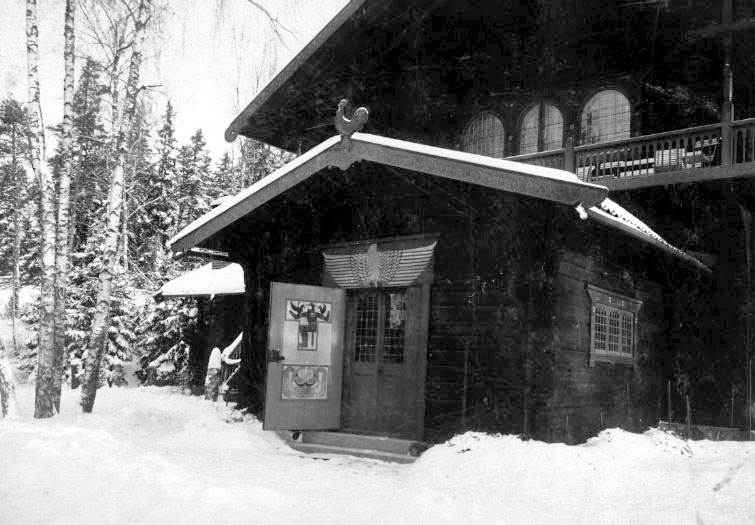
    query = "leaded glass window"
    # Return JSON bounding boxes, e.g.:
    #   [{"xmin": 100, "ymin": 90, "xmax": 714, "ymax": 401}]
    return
[
  {"xmin": 621, "ymin": 314, "xmax": 633, "ymax": 354},
  {"xmin": 519, "ymin": 102, "xmax": 563, "ymax": 154},
  {"xmin": 382, "ymin": 292, "xmax": 405, "ymax": 364},
  {"xmin": 460, "ymin": 112, "xmax": 506, "ymax": 158},
  {"xmin": 594, "ymin": 306, "xmax": 607, "ymax": 351},
  {"xmin": 587, "ymin": 284, "xmax": 642, "ymax": 366},
  {"xmin": 608, "ymin": 311, "xmax": 620, "ymax": 353},
  {"xmin": 352, "ymin": 289, "xmax": 406, "ymax": 365},
  {"xmin": 580, "ymin": 90, "xmax": 630, "ymax": 145},
  {"xmin": 355, "ymin": 294, "xmax": 378, "ymax": 362}
]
